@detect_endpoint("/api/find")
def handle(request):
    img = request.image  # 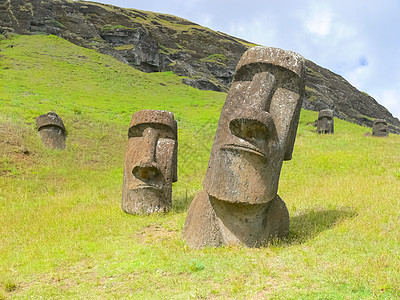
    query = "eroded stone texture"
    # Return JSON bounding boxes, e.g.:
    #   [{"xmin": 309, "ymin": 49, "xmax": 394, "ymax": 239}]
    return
[
  {"xmin": 122, "ymin": 110, "xmax": 178, "ymax": 214},
  {"xmin": 36, "ymin": 112, "xmax": 66, "ymax": 149},
  {"xmin": 317, "ymin": 109, "xmax": 334, "ymax": 134},
  {"xmin": 372, "ymin": 119, "xmax": 388, "ymax": 137},
  {"xmin": 183, "ymin": 46, "xmax": 305, "ymax": 248}
]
